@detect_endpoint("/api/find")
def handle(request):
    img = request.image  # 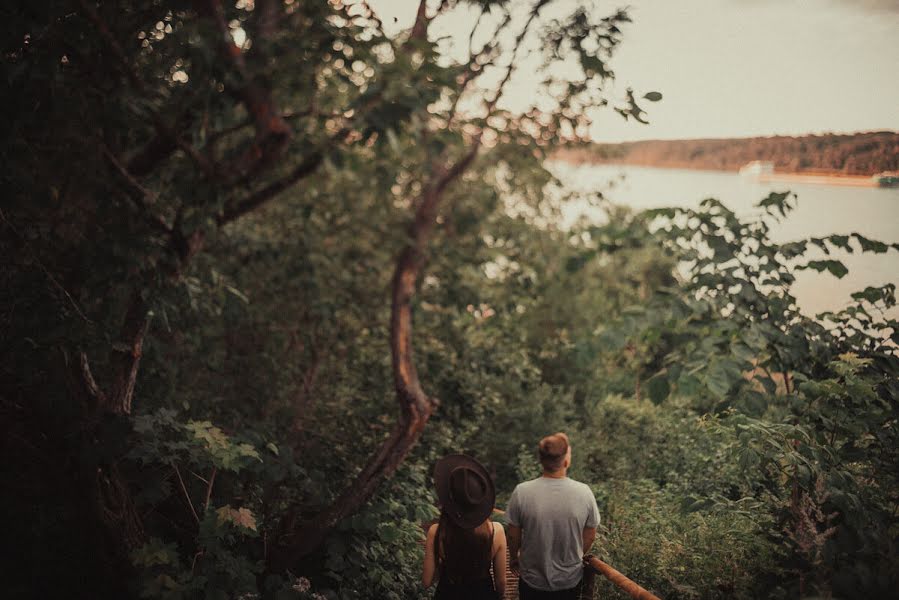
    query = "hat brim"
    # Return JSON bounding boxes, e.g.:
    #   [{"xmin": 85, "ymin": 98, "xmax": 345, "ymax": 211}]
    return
[{"xmin": 434, "ymin": 454, "xmax": 495, "ymax": 529}]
